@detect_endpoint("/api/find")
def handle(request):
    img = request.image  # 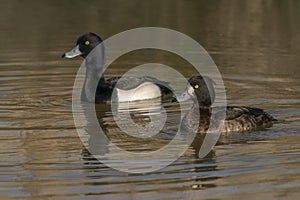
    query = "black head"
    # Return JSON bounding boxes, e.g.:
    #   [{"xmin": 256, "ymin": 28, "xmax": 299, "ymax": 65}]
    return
[
  {"xmin": 174, "ymin": 75, "xmax": 215, "ymax": 107},
  {"xmin": 76, "ymin": 33, "xmax": 103, "ymax": 58},
  {"xmin": 188, "ymin": 76, "xmax": 215, "ymax": 106},
  {"xmin": 62, "ymin": 32, "xmax": 103, "ymax": 58}
]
